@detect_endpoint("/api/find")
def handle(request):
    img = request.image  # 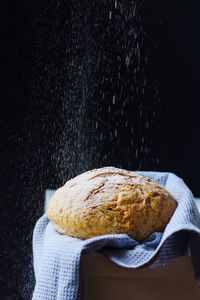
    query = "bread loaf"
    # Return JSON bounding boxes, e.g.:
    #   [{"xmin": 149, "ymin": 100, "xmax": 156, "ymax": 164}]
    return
[{"xmin": 48, "ymin": 167, "xmax": 177, "ymax": 241}]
